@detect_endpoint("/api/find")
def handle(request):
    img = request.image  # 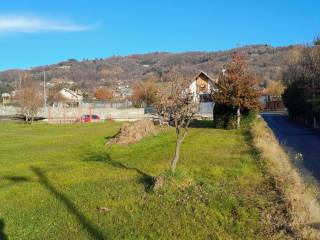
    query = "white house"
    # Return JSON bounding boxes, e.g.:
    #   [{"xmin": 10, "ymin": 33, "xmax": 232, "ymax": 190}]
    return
[
  {"xmin": 59, "ymin": 88, "xmax": 83, "ymax": 105},
  {"xmin": 1, "ymin": 92, "xmax": 11, "ymax": 106},
  {"xmin": 188, "ymin": 71, "xmax": 217, "ymax": 116},
  {"xmin": 189, "ymin": 71, "xmax": 216, "ymax": 102}
]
